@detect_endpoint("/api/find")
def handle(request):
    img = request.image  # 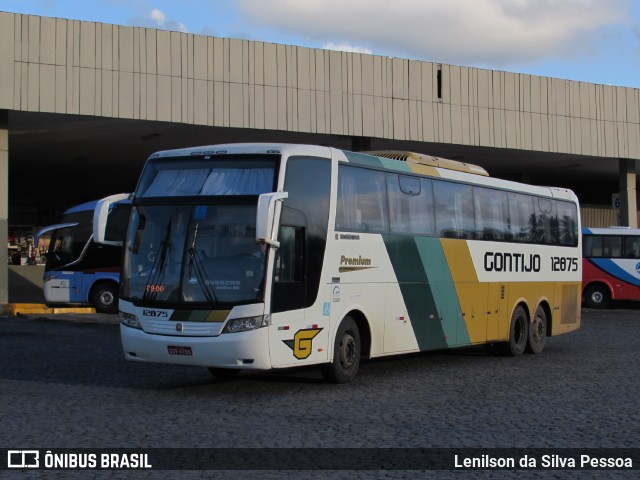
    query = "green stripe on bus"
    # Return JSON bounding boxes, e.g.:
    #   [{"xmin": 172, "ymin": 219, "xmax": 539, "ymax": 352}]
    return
[
  {"xmin": 383, "ymin": 235, "xmax": 448, "ymax": 351},
  {"xmin": 414, "ymin": 237, "xmax": 471, "ymax": 347},
  {"xmin": 377, "ymin": 157, "xmax": 412, "ymax": 172},
  {"xmin": 342, "ymin": 151, "xmax": 384, "ymax": 167}
]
